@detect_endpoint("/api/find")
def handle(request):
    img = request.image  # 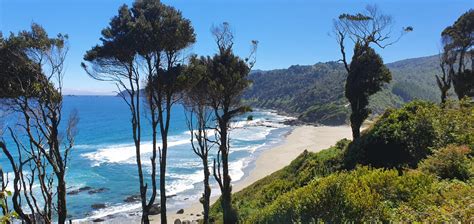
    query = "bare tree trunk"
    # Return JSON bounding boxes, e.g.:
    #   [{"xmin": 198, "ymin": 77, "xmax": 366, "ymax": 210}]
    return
[
  {"xmin": 202, "ymin": 160, "xmax": 211, "ymax": 224},
  {"xmin": 159, "ymin": 151, "xmax": 167, "ymax": 224},
  {"xmin": 57, "ymin": 175, "xmax": 67, "ymax": 224},
  {"xmin": 159, "ymin": 103, "xmax": 171, "ymax": 224},
  {"xmin": 218, "ymin": 119, "xmax": 237, "ymax": 224}
]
